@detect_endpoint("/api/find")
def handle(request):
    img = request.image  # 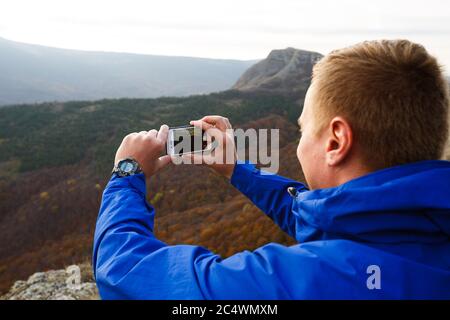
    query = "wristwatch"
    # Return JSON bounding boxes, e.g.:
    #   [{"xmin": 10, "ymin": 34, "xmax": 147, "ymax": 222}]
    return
[{"xmin": 112, "ymin": 157, "xmax": 143, "ymax": 177}]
